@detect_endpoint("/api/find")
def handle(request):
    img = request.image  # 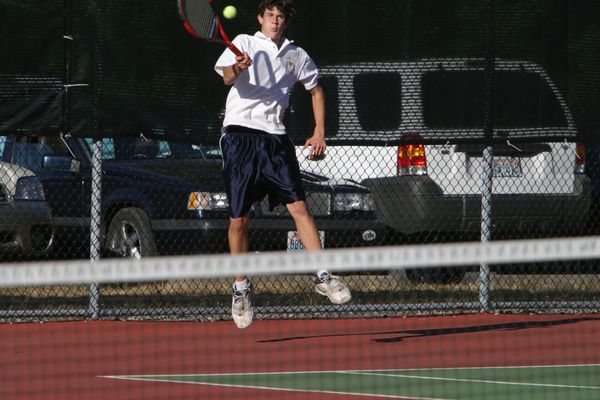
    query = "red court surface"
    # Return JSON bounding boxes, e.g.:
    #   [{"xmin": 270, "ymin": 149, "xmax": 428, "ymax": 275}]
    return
[{"xmin": 1, "ymin": 313, "xmax": 599, "ymax": 399}]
